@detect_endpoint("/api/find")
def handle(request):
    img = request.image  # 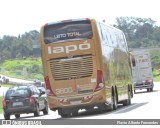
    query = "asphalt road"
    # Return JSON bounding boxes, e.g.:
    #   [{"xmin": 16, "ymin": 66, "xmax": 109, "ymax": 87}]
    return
[{"xmin": 0, "ymin": 82, "xmax": 159, "ymax": 120}]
